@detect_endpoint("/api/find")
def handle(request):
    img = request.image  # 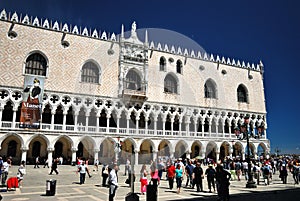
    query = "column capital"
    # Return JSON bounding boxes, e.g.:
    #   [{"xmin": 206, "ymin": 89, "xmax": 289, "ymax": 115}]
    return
[
  {"xmin": 47, "ymin": 147, "xmax": 55, "ymax": 152},
  {"xmin": 20, "ymin": 147, "xmax": 29, "ymax": 151},
  {"xmin": 71, "ymin": 147, "xmax": 78, "ymax": 152}
]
